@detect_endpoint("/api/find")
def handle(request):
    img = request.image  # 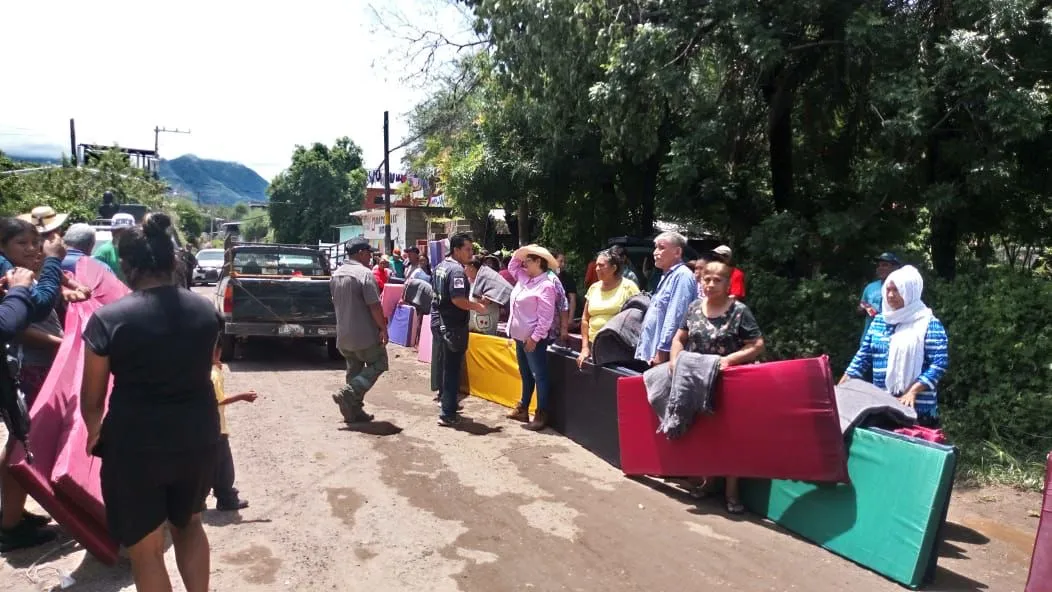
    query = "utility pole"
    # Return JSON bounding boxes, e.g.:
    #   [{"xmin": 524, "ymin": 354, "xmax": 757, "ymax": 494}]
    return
[
  {"xmin": 153, "ymin": 126, "xmax": 191, "ymax": 161},
  {"xmin": 383, "ymin": 111, "xmax": 392, "ymax": 254},
  {"xmin": 69, "ymin": 118, "xmax": 77, "ymax": 166}
]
